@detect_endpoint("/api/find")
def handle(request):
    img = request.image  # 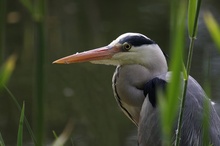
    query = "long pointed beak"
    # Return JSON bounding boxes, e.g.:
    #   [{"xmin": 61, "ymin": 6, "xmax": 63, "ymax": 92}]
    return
[{"xmin": 53, "ymin": 45, "xmax": 121, "ymax": 64}]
